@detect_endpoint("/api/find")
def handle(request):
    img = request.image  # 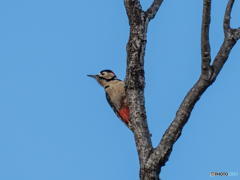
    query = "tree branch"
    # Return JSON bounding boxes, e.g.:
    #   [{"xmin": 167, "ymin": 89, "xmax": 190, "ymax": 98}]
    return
[
  {"xmin": 201, "ymin": 0, "xmax": 212, "ymax": 80},
  {"xmin": 146, "ymin": 77, "xmax": 210, "ymax": 171},
  {"xmin": 210, "ymin": 38, "xmax": 236, "ymax": 81},
  {"xmin": 145, "ymin": 0, "xmax": 240, "ymax": 174},
  {"xmin": 233, "ymin": 28, "xmax": 240, "ymax": 39},
  {"xmin": 211, "ymin": 0, "xmax": 239, "ymax": 80},
  {"xmin": 223, "ymin": 0, "xmax": 234, "ymax": 35},
  {"xmin": 145, "ymin": 0, "xmax": 164, "ymax": 20}
]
